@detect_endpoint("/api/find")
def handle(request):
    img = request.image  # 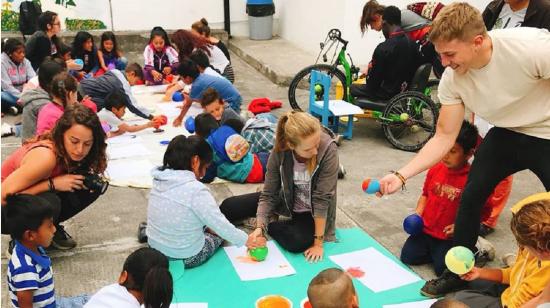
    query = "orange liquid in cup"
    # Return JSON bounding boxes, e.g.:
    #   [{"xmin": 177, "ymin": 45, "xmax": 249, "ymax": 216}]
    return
[{"xmin": 256, "ymin": 295, "xmax": 292, "ymax": 308}]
